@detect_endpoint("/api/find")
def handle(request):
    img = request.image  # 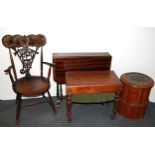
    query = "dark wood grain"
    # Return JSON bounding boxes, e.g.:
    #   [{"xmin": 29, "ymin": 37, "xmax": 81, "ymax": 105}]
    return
[
  {"xmin": 53, "ymin": 52, "xmax": 112, "ymax": 84},
  {"xmin": 2, "ymin": 34, "xmax": 57, "ymax": 125},
  {"xmin": 53, "ymin": 52, "xmax": 112, "ymax": 102},
  {"xmin": 13, "ymin": 76, "xmax": 50, "ymax": 96},
  {"xmin": 116, "ymin": 72, "xmax": 154, "ymax": 119},
  {"xmin": 65, "ymin": 70, "xmax": 122, "ymax": 121},
  {"xmin": 66, "ymin": 71, "xmax": 122, "ymax": 94}
]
